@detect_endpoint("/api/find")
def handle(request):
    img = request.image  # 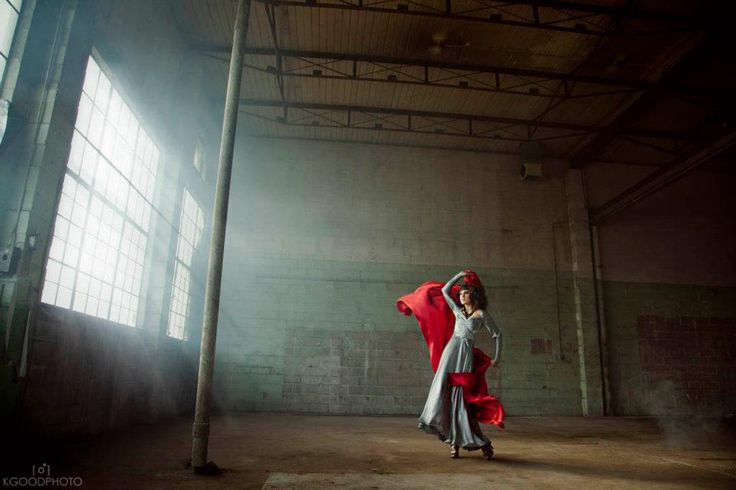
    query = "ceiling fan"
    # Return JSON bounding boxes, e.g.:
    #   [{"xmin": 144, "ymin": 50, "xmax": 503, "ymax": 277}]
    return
[{"xmin": 425, "ymin": 29, "xmax": 471, "ymax": 57}]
